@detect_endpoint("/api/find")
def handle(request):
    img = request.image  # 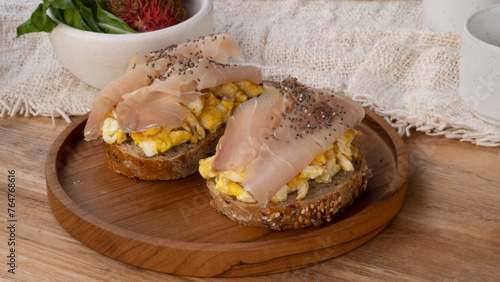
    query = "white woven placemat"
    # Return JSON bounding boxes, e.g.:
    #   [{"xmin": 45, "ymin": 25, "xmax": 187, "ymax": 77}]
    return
[{"xmin": 1, "ymin": 0, "xmax": 499, "ymax": 146}]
